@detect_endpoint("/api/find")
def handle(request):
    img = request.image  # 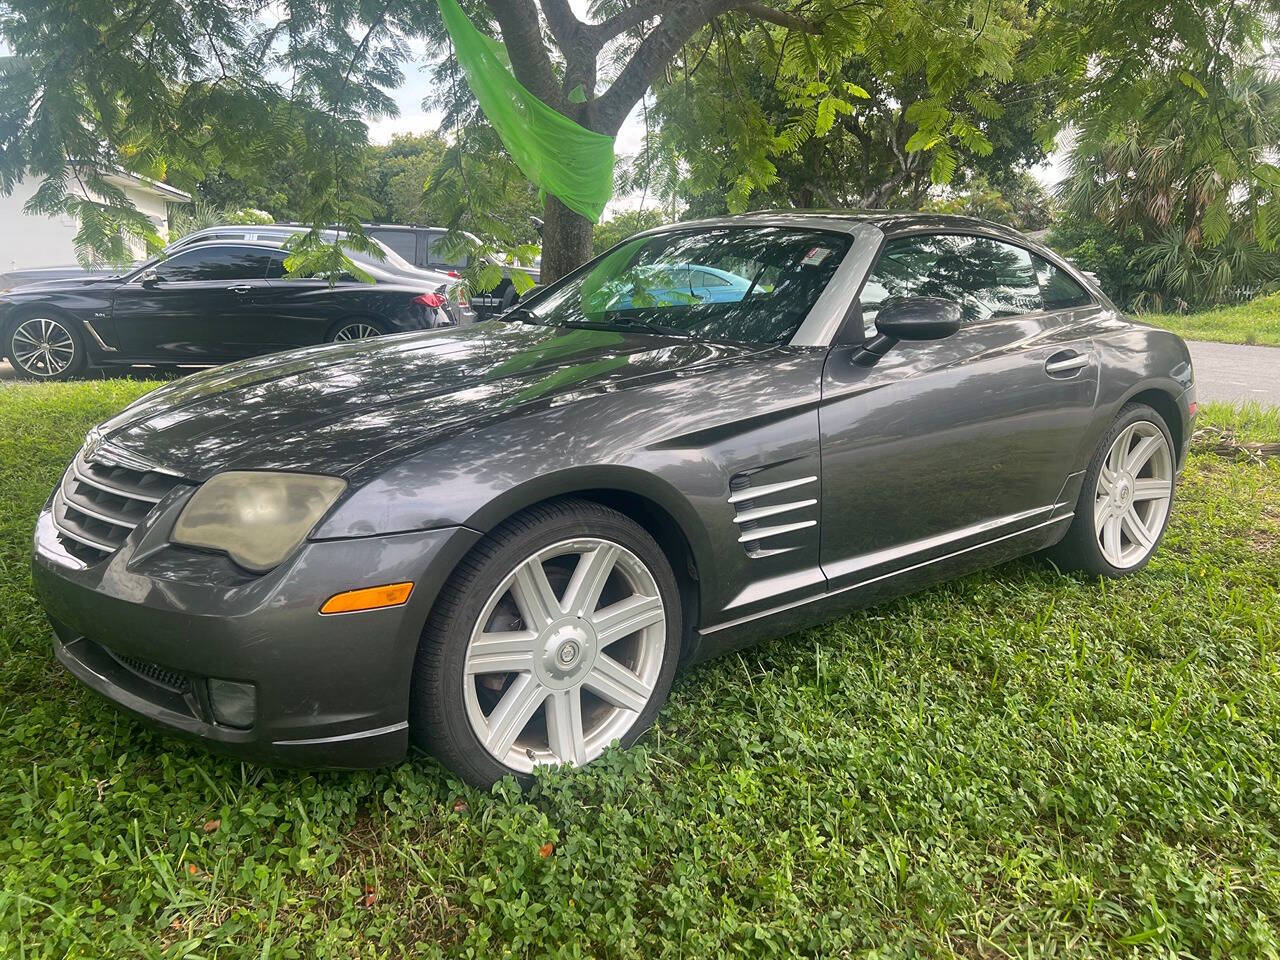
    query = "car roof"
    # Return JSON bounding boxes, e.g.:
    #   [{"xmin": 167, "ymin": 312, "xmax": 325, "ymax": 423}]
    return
[
  {"xmin": 168, "ymin": 239, "xmax": 287, "ymax": 253},
  {"xmin": 641, "ymin": 209, "xmax": 1029, "ymax": 242}
]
